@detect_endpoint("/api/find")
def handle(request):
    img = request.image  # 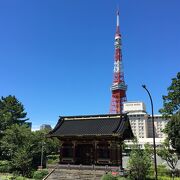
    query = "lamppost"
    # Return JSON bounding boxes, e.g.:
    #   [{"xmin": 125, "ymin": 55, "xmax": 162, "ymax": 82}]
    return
[
  {"xmin": 40, "ymin": 135, "xmax": 46, "ymax": 169},
  {"xmin": 142, "ymin": 85, "xmax": 158, "ymax": 180},
  {"xmin": 40, "ymin": 140, "xmax": 44, "ymax": 169}
]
